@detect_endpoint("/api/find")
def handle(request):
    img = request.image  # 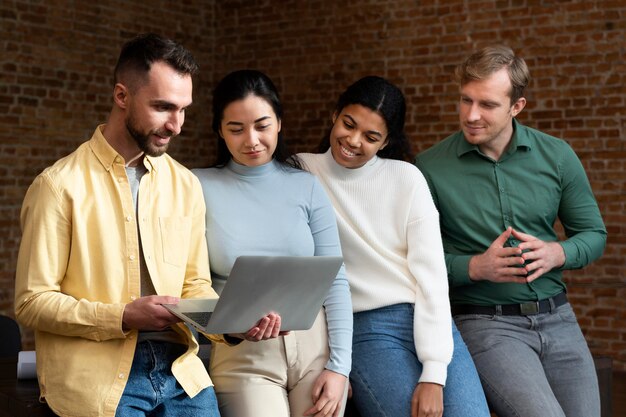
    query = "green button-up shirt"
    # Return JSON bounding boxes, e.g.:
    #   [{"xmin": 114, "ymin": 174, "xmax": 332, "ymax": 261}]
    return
[{"xmin": 415, "ymin": 119, "xmax": 606, "ymax": 306}]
